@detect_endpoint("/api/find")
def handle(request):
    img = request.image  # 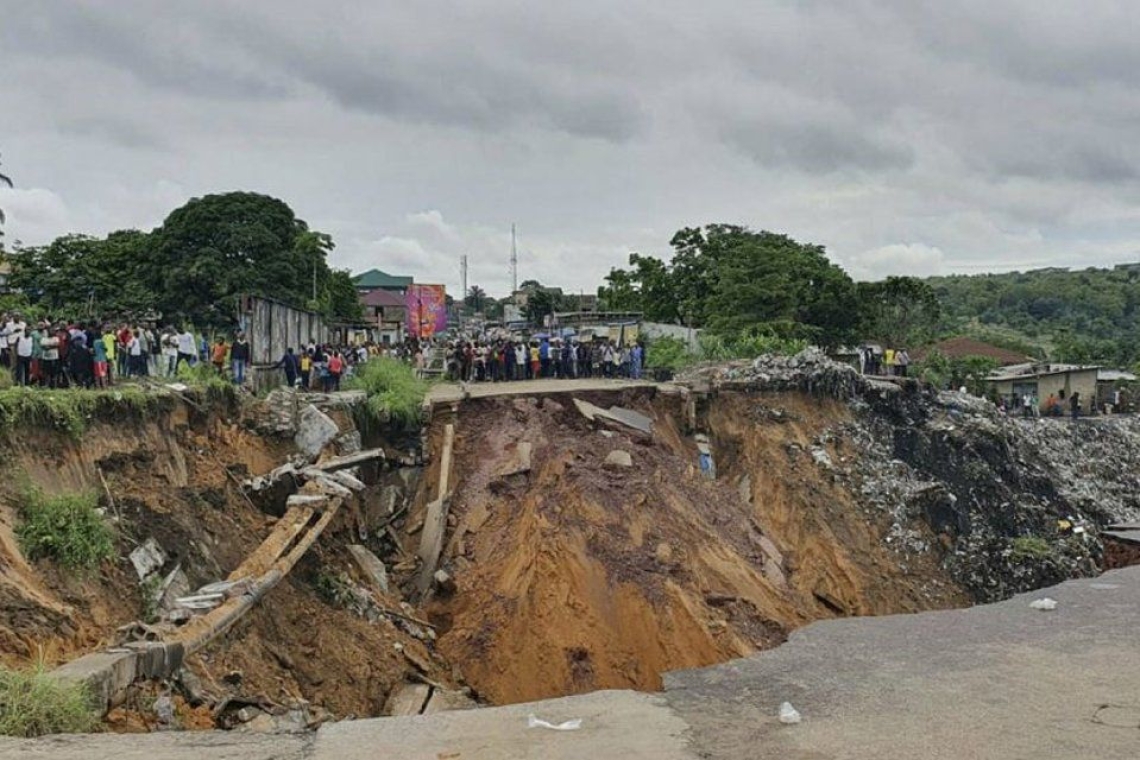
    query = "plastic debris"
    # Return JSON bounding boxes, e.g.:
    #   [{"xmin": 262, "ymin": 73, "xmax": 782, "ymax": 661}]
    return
[
  {"xmin": 778, "ymin": 702, "xmax": 802, "ymax": 724},
  {"xmin": 1029, "ymin": 597, "xmax": 1058, "ymax": 611},
  {"xmin": 527, "ymin": 714, "xmax": 582, "ymax": 731}
]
